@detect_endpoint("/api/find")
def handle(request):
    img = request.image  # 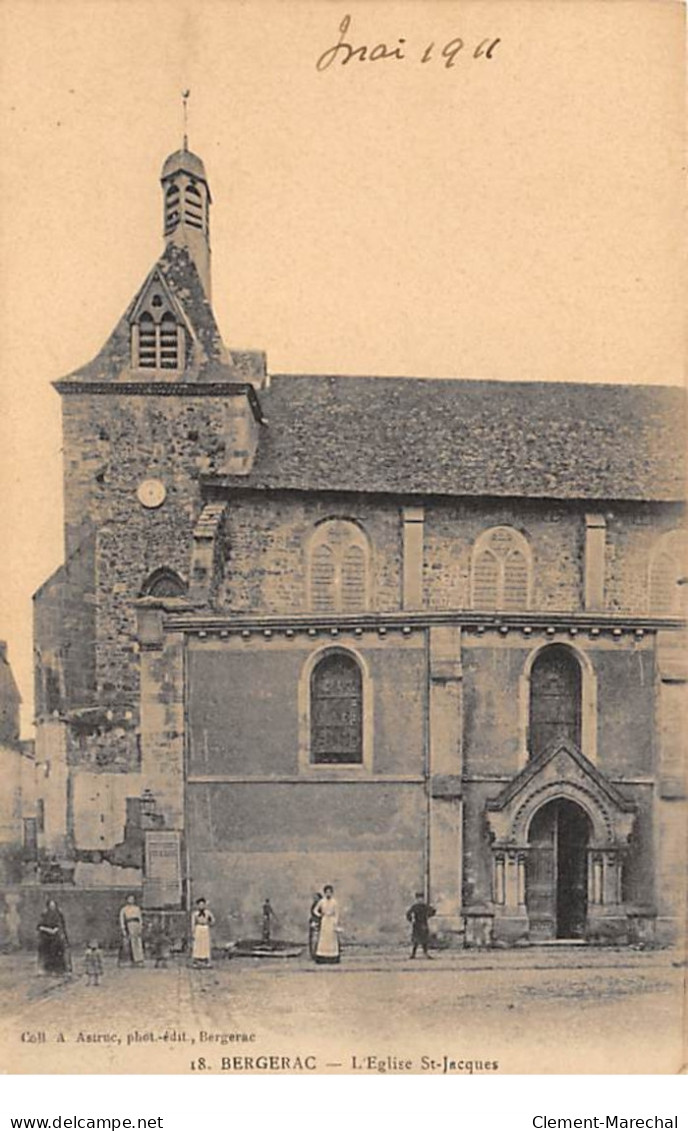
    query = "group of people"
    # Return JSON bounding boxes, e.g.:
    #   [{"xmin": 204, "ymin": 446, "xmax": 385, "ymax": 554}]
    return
[
  {"xmin": 35, "ymin": 892, "xmax": 204, "ymax": 978},
  {"xmin": 308, "ymin": 887, "xmax": 437, "ymax": 963},
  {"xmin": 35, "ymin": 888, "xmax": 438, "ymax": 975}
]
